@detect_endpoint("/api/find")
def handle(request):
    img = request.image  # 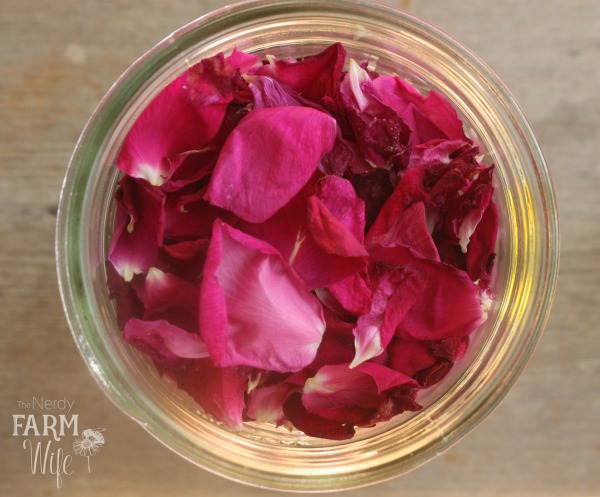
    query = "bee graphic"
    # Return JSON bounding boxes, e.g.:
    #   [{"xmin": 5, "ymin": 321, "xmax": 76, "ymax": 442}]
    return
[{"xmin": 73, "ymin": 428, "xmax": 106, "ymax": 473}]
